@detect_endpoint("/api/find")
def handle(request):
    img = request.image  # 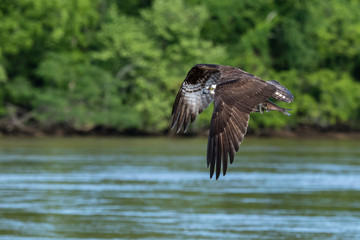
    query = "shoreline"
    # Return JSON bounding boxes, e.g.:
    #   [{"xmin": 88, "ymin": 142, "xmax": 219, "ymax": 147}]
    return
[{"xmin": 1, "ymin": 127, "xmax": 360, "ymax": 140}]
